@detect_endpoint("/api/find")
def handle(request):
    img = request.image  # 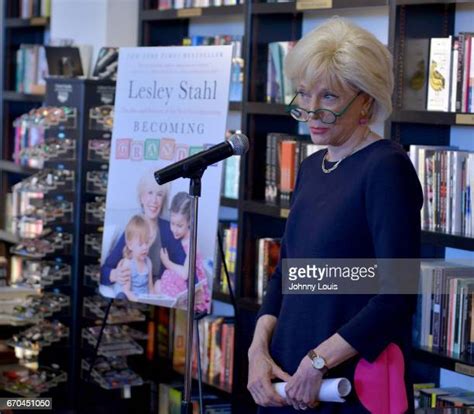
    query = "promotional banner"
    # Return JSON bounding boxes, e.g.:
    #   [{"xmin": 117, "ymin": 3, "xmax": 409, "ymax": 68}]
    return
[{"xmin": 99, "ymin": 46, "xmax": 233, "ymax": 312}]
